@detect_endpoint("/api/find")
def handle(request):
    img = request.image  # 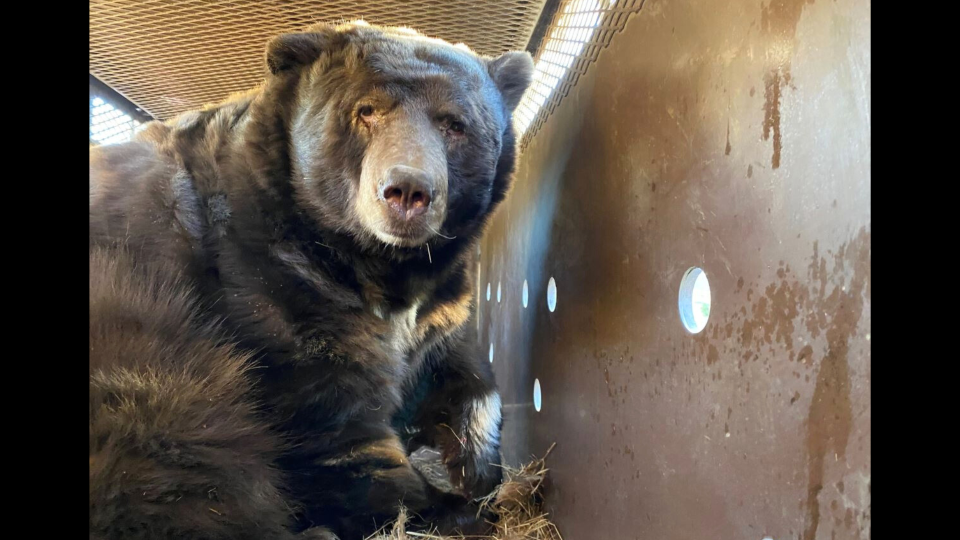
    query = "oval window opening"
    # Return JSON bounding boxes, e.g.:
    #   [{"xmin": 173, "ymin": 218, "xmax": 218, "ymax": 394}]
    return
[
  {"xmin": 533, "ymin": 378, "xmax": 542, "ymax": 412},
  {"xmin": 547, "ymin": 277, "xmax": 557, "ymax": 312},
  {"xmin": 678, "ymin": 267, "xmax": 711, "ymax": 333}
]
